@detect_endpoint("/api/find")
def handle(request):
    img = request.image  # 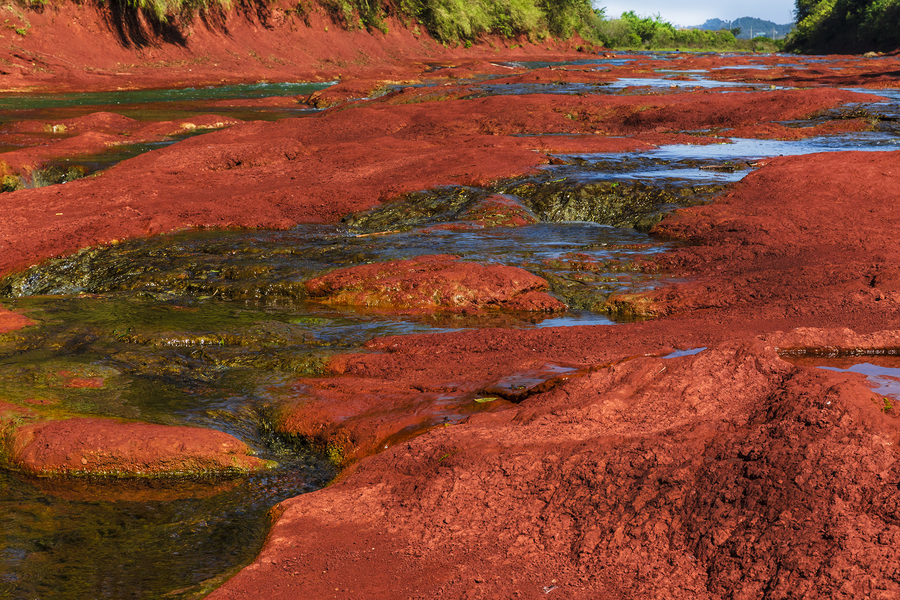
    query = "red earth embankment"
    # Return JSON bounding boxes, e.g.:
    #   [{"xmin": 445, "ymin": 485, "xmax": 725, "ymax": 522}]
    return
[{"xmin": 0, "ymin": 0, "xmax": 596, "ymax": 93}]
